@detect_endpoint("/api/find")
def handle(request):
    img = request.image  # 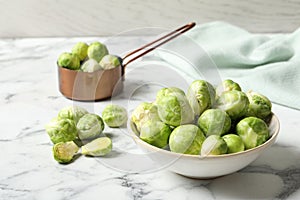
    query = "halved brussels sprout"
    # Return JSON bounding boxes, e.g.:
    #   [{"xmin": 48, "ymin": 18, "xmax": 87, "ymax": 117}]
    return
[
  {"xmin": 81, "ymin": 59, "xmax": 103, "ymax": 72},
  {"xmin": 216, "ymin": 79, "xmax": 241, "ymax": 96},
  {"xmin": 45, "ymin": 118, "xmax": 78, "ymax": 144},
  {"xmin": 53, "ymin": 141, "xmax": 79, "ymax": 164},
  {"xmin": 169, "ymin": 124, "xmax": 206, "ymax": 155},
  {"xmin": 87, "ymin": 42, "xmax": 109, "ymax": 62},
  {"xmin": 57, "ymin": 106, "xmax": 88, "ymax": 124},
  {"xmin": 246, "ymin": 91, "xmax": 272, "ymax": 120},
  {"xmin": 222, "ymin": 134, "xmax": 245, "ymax": 153},
  {"xmin": 236, "ymin": 117, "xmax": 269, "ymax": 149},
  {"xmin": 198, "ymin": 109, "xmax": 231, "ymax": 136},
  {"xmin": 81, "ymin": 137, "xmax": 112, "ymax": 156},
  {"xmin": 140, "ymin": 120, "xmax": 172, "ymax": 148},
  {"xmin": 215, "ymin": 90, "xmax": 249, "ymax": 119},
  {"xmin": 71, "ymin": 42, "xmax": 89, "ymax": 61},
  {"xmin": 57, "ymin": 52, "xmax": 80, "ymax": 70},
  {"xmin": 131, "ymin": 102, "xmax": 160, "ymax": 132},
  {"xmin": 187, "ymin": 80, "xmax": 216, "ymax": 116},
  {"xmin": 99, "ymin": 55, "xmax": 121, "ymax": 70},
  {"xmin": 201, "ymin": 135, "xmax": 228, "ymax": 156},
  {"xmin": 156, "ymin": 88, "xmax": 194, "ymax": 127},
  {"xmin": 102, "ymin": 104, "xmax": 127, "ymax": 127},
  {"xmin": 77, "ymin": 114, "xmax": 105, "ymax": 140}
]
